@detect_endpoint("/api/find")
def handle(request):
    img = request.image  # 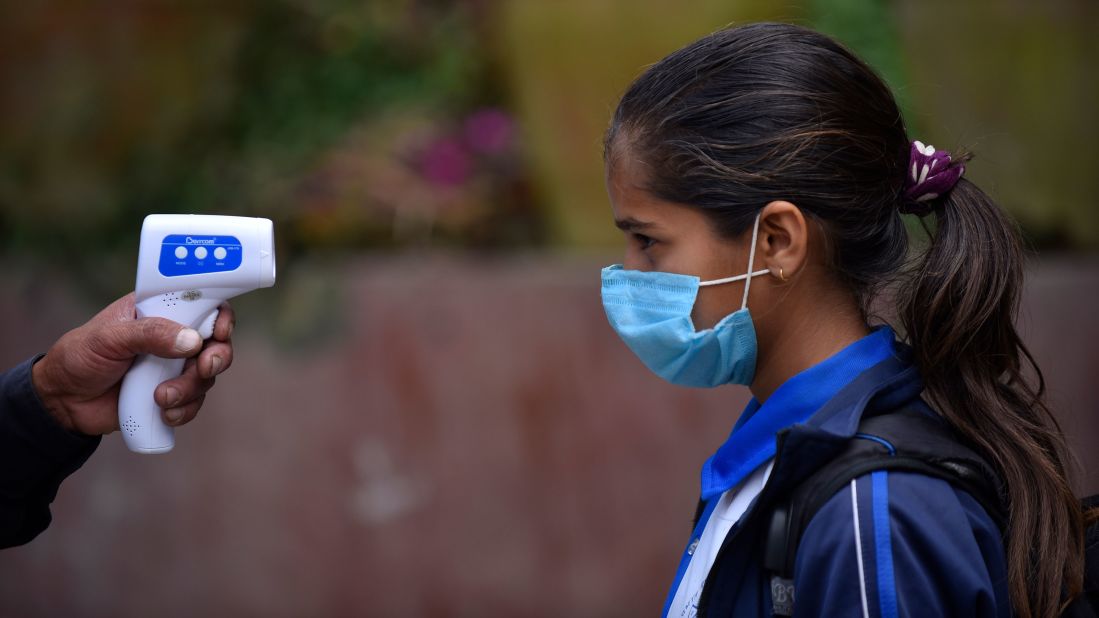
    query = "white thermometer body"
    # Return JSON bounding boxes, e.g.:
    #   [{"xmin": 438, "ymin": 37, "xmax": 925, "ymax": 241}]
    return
[{"xmin": 118, "ymin": 214, "xmax": 275, "ymax": 454}]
